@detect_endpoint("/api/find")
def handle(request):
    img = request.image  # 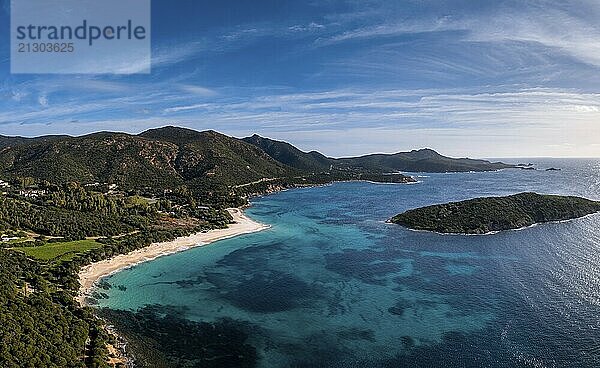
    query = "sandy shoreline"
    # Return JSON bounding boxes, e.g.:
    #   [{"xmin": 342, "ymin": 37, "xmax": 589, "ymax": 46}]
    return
[{"xmin": 77, "ymin": 208, "xmax": 269, "ymax": 305}]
